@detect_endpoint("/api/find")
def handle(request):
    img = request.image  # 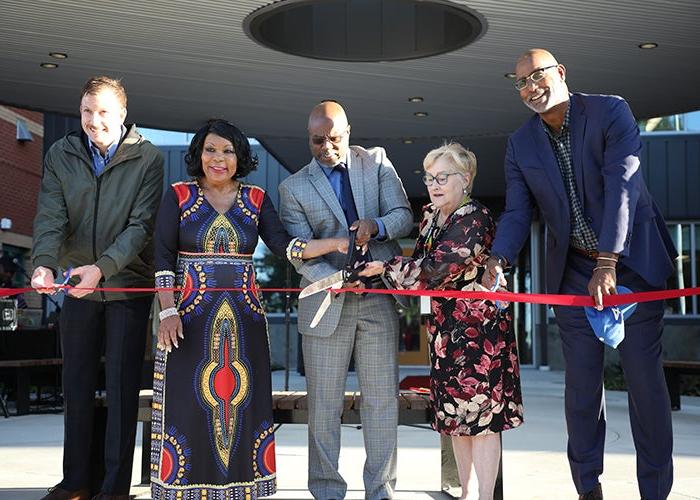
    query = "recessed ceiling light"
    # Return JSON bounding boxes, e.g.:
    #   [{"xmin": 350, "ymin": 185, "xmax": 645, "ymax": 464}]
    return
[
  {"xmin": 413, "ymin": 169, "xmax": 422, "ymax": 175},
  {"xmin": 408, "ymin": 97, "xmax": 424, "ymax": 103},
  {"xmin": 638, "ymin": 42, "xmax": 658, "ymax": 49},
  {"xmin": 402, "ymin": 138, "xmax": 414, "ymax": 144},
  {"xmin": 40, "ymin": 62, "xmax": 58, "ymax": 69},
  {"xmin": 414, "ymin": 111, "xmax": 428, "ymax": 117},
  {"xmin": 504, "ymin": 72, "xmax": 516, "ymax": 79},
  {"xmin": 49, "ymin": 52, "xmax": 68, "ymax": 59}
]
